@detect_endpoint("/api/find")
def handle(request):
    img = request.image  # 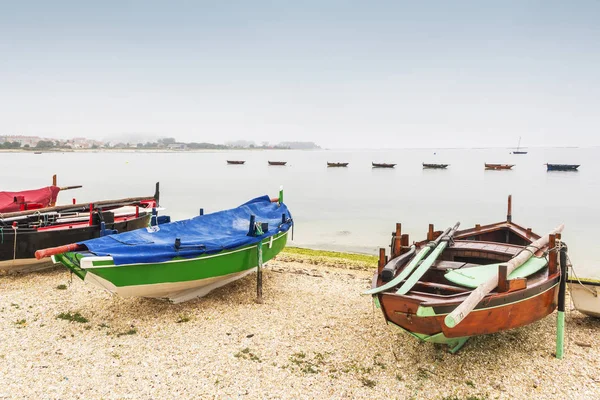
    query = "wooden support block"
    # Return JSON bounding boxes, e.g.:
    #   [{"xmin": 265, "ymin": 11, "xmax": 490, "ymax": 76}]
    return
[
  {"xmin": 475, "ymin": 224, "xmax": 481, "ymax": 230},
  {"xmin": 400, "ymin": 234, "xmax": 409, "ymax": 255},
  {"xmin": 498, "ymin": 264, "xmax": 527, "ymax": 293},
  {"xmin": 393, "ymin": 223, "xmax": 402, "ymax": 258},
  {"xmin": 498, "ymin": 264, "xmax": 508, "ymax": 292},
  {"xmin": 526, "ymin": 228, "xmax": 532, "ymax": 237},
  {"xmin": 548, "ymin": 234, "xmax": 557, "ymax": 275},
  {"xmin": 427, "ymin": 224, "xmax": 434, "ymax": 241},
  {"xmin": 378, "ymin": 248, "xmax": 386, "ymax": 273}
]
